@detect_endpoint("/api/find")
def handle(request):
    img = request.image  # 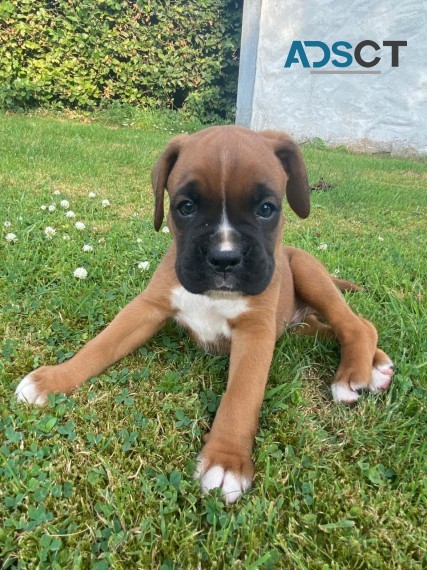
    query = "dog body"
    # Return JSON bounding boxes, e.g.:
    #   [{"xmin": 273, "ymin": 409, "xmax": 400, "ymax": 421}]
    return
[{"xmin": 15, "ymin": 126, "xmax": 394, "ymax": 503}]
